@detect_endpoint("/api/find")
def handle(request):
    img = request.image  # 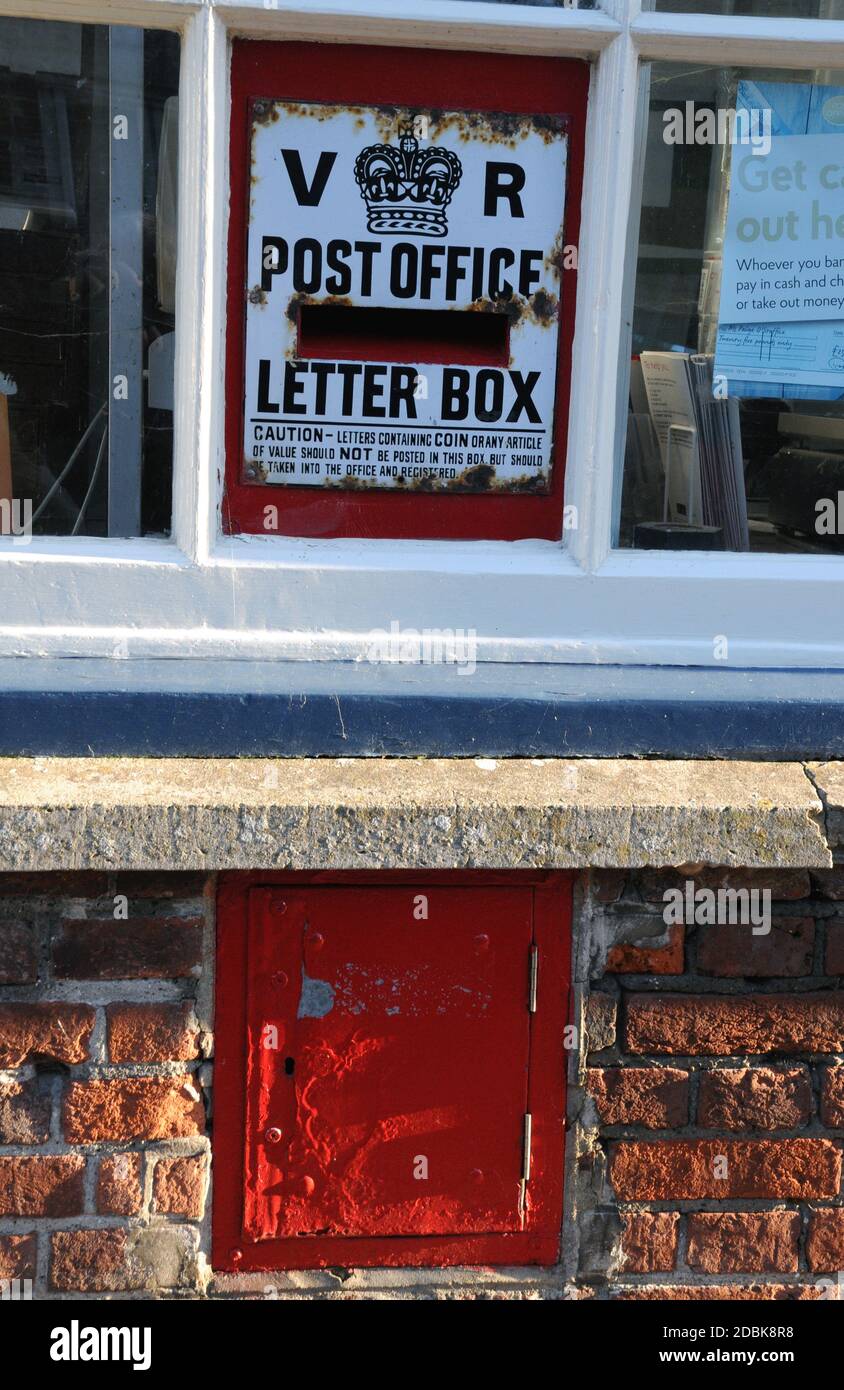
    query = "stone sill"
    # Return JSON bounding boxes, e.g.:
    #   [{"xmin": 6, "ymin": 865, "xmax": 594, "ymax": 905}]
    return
[{"xmin": 0, "ymin": 757, "xmax": 838, "ymax": 871}]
